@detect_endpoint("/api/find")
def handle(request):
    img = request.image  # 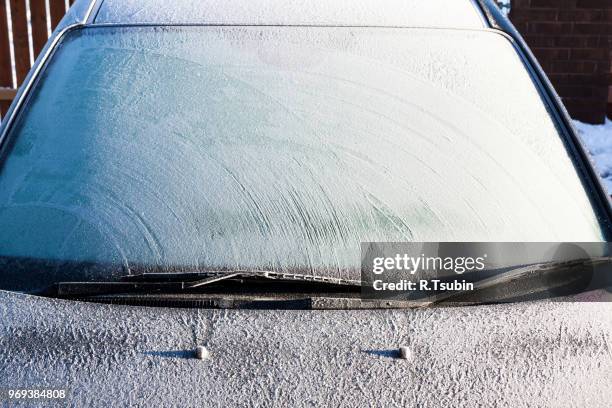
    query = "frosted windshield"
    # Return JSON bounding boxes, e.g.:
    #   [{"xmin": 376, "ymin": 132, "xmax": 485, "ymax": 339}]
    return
[{"xmin": 0, "ymin": 27, "xmax": 605, "ymax": 282}]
